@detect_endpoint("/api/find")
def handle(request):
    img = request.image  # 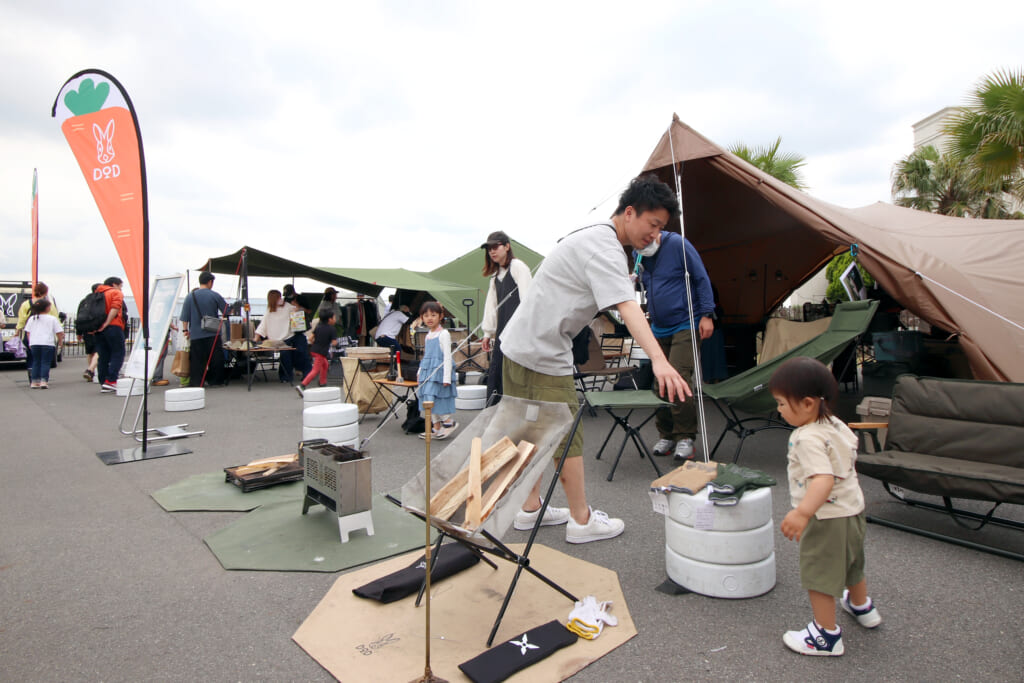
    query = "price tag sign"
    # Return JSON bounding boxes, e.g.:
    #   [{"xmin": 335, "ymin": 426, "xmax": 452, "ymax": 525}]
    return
[
  {"xmin": 649, "ymin": 490, "xmax": 669, "ymax": 516},
  {"xmin": 694, "ymin": 501, "xmax": 716, "ymax": 530}
]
